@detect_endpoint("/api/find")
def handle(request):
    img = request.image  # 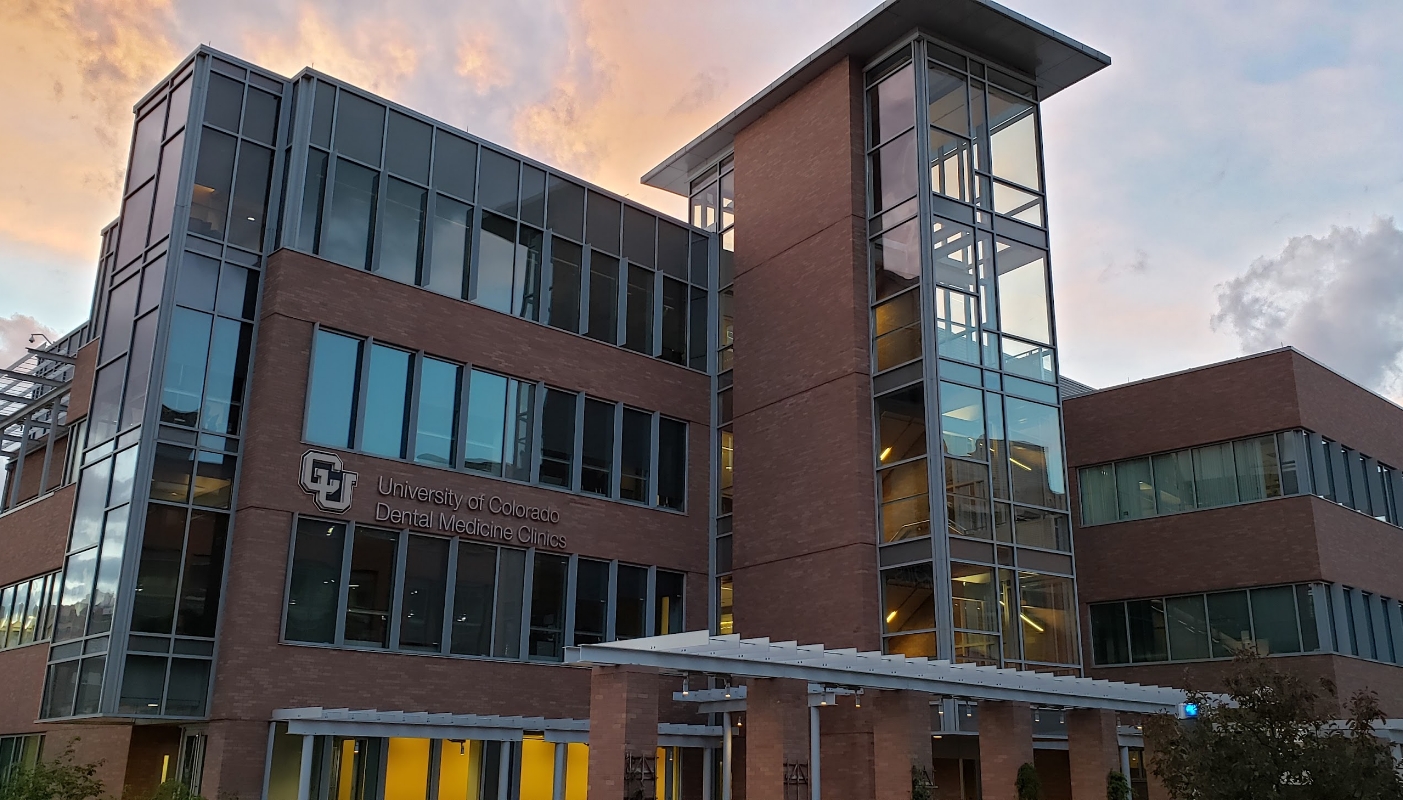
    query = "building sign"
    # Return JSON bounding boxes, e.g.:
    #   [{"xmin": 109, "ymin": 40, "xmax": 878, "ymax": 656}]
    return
[
  {"xmin": 374, "ymin": 476, "xmax": 567, "ymax": 550},
  {"xmin": 300, "ymin": 450, "xmax": 358, "ymax": 513}
]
